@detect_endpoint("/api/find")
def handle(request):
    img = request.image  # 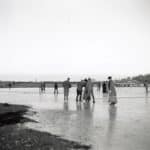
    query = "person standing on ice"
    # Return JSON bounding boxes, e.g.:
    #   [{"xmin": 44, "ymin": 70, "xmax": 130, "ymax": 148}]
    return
[
  {"xmin": 54, "ymin": 82, "xmax": 58, "ymax": 95},
  {"xmin": 85, "ymin": 78, "xmax": 95, "ymax": 103},
  {"xmin": 144, "ymin": 80, "xmax": 149, "ymax": 93},
  {"xmin": 102, "ymin": 81, "xmax": 108, "ymax": 94},
  {"xmin": 63, "ymin": 77, "xmax": 71, "ymax": 101},
  {"xmin": 83, "ymin": 78, "xmax": 88, "ymax": 100},
  {"xmin": 76, "ymin": 80, "xmax": 83, "ymax": 102},
  {"xmin": 108, "ymin": 76, "xmax": 117, "ymax": 105}
]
